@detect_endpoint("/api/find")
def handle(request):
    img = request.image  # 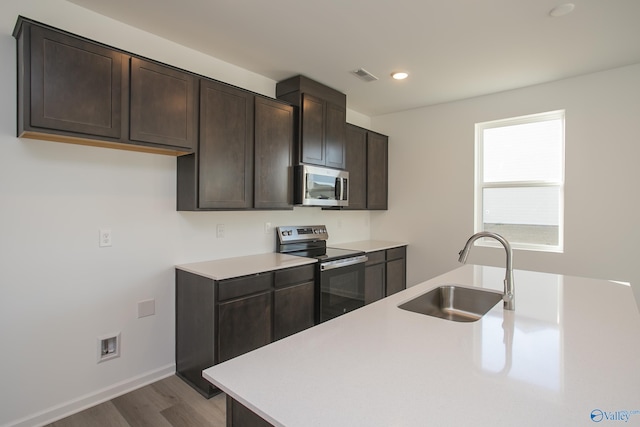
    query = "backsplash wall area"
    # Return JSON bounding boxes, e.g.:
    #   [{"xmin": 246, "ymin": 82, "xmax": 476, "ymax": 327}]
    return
[{"xmin": 0, "ymin": 1, "xmax": 371, "ymax": 425}]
